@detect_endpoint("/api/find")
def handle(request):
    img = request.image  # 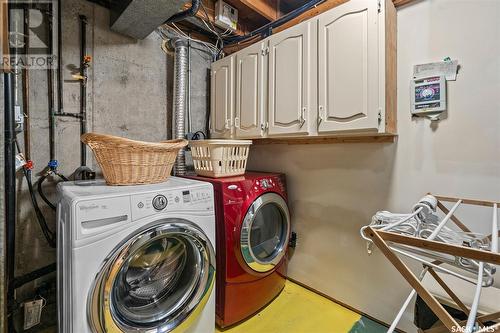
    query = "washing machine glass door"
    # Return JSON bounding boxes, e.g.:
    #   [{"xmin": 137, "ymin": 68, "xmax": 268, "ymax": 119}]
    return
[
  {"xmin": 240, "ymin": 193, "xmax": 290, "ymax": 273},
  {"xmin": 88, "ymin": 218, "xmax": 215, "ymax": 333}
]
